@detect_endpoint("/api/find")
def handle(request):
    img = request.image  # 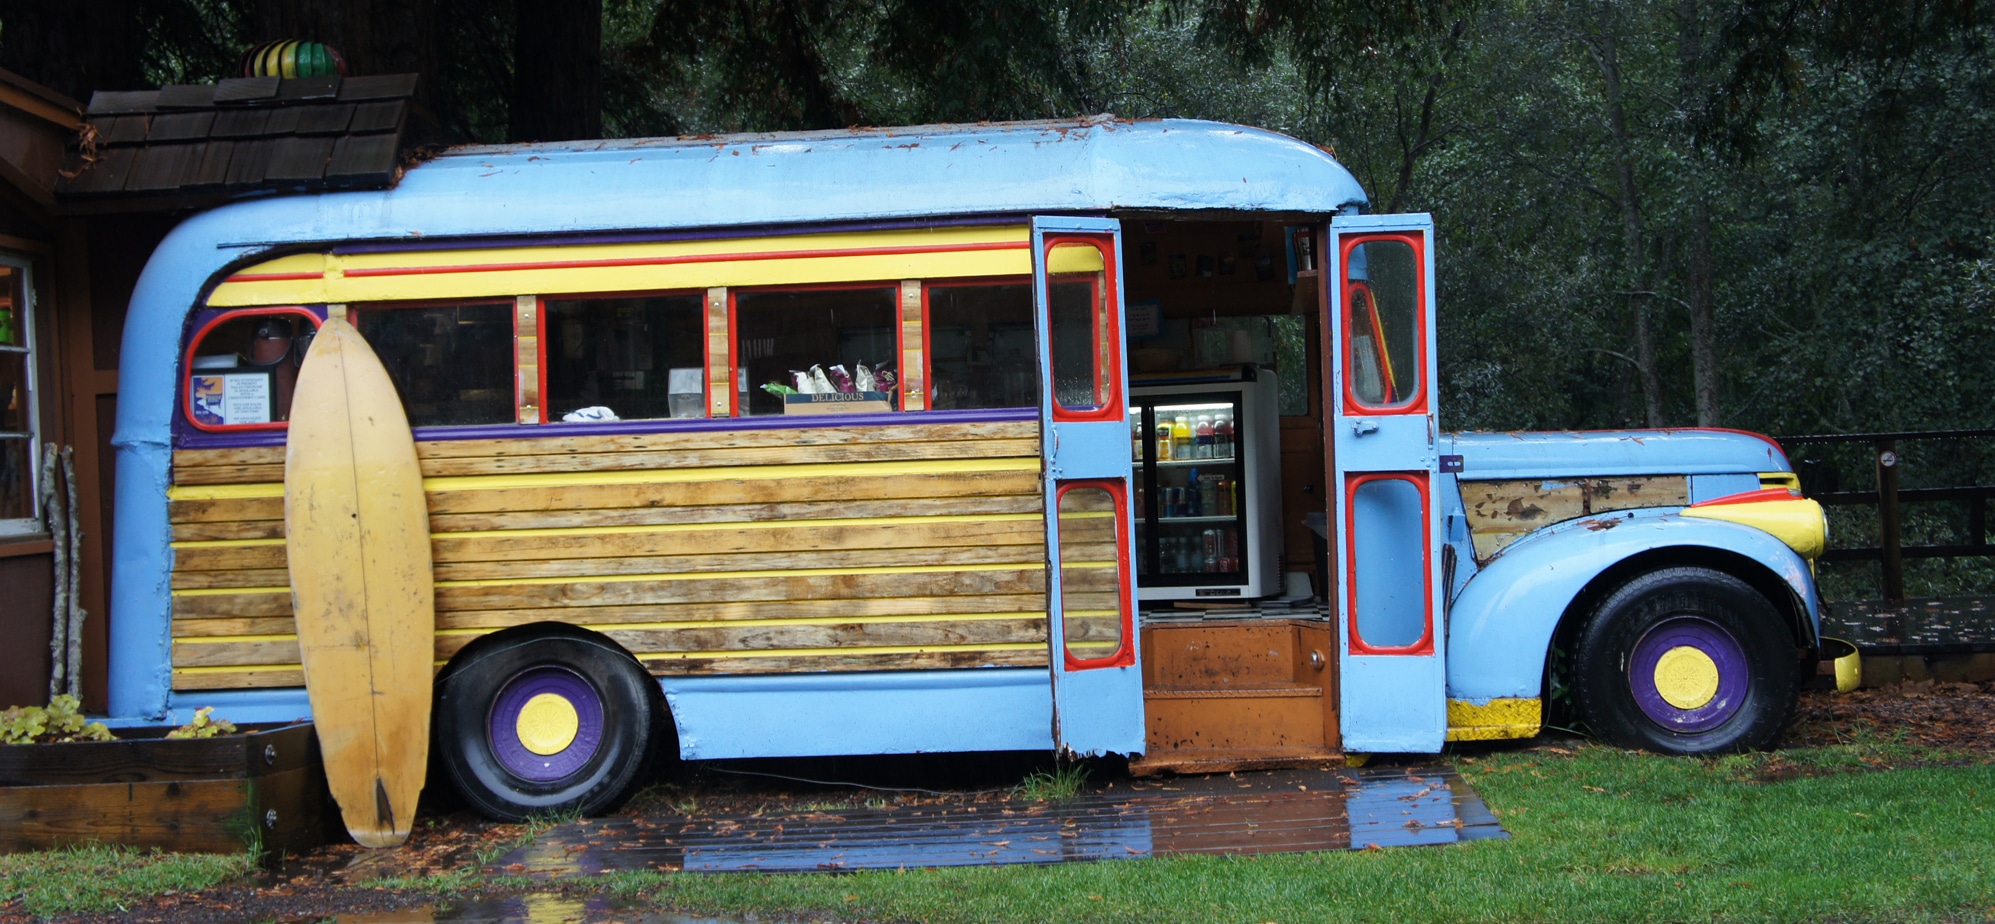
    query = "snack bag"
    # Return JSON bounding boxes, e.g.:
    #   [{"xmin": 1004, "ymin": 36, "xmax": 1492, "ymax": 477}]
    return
[
  {"xmin": 809, "ymin": 365, "xmax": 836, "ymax": 394},
  {"xmin": 826, "ymin": 364, "xmax": 856, "ymax": 393},
  {"xmin": 855, "ymin": 363, "xmax": 877, "ymax": 392},
  {"xmin": 791, "ymin": 370, "xmax": 816, "ymax": 394}
]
